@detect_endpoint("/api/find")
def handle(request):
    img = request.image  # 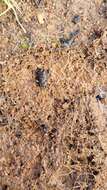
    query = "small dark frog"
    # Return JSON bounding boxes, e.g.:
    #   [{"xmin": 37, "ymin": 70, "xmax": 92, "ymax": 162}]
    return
[
  {"xmin": 40, "ymin": 123, "xmax": 48, "ymax": 134},
  {"xmin": 99, "ymin": 0, "xmax": 107, "ymax": 18},
  {"xmin": 33, "ymin": 0, "xmax": 42, "ymax": 7},
  {"xmin": 72, "ymin": 15, "xmax": 80, "ymax": 24},
  {"xmin": 59, "ymin": 29, "xmax": 80, "ymax": 47},
  {"xmin": 89, "ymin": 29, "xmax": 102, "ymax": 41},
  {"xmin": 59, "ymin": 37, "xmax": 74, "ymax": 47},
  {"xmin": 69, "ymin": 29, "xmax": 80, "ymax": 38},
  {"xmin": 35, "ymin": 68, "xmax": 49, "ymax": 87},
  {"xmin": 0, "ymin": 111, "xmax": 8, "ymax": 127}
]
